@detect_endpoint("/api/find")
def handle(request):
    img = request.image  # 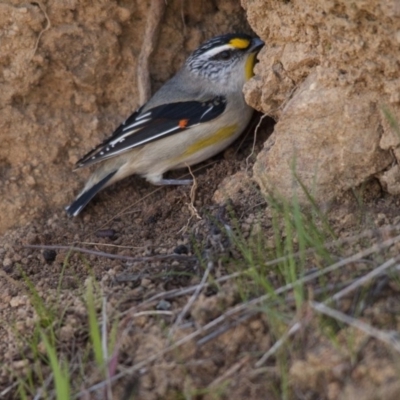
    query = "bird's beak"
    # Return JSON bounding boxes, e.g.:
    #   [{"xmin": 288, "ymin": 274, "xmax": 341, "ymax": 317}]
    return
[{"xmin": 249, "ymin": 37, "xmax": 264, "ymax": 53}]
